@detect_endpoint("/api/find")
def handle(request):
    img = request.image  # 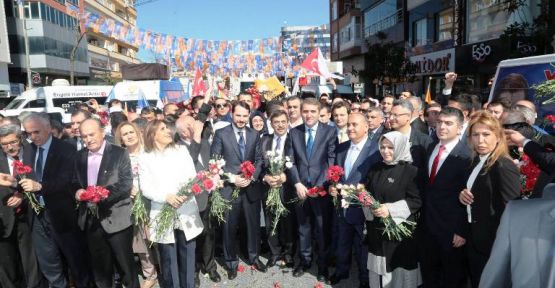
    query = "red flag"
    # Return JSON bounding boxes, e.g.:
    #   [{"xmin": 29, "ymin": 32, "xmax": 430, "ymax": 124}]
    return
[
  {"xmin": 301, "ymin": 49, "xmax": 321, "ymax": 75},
  {"xmin": 192, "ymin": 68, "xmax": 207, "ymax": 96}
]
